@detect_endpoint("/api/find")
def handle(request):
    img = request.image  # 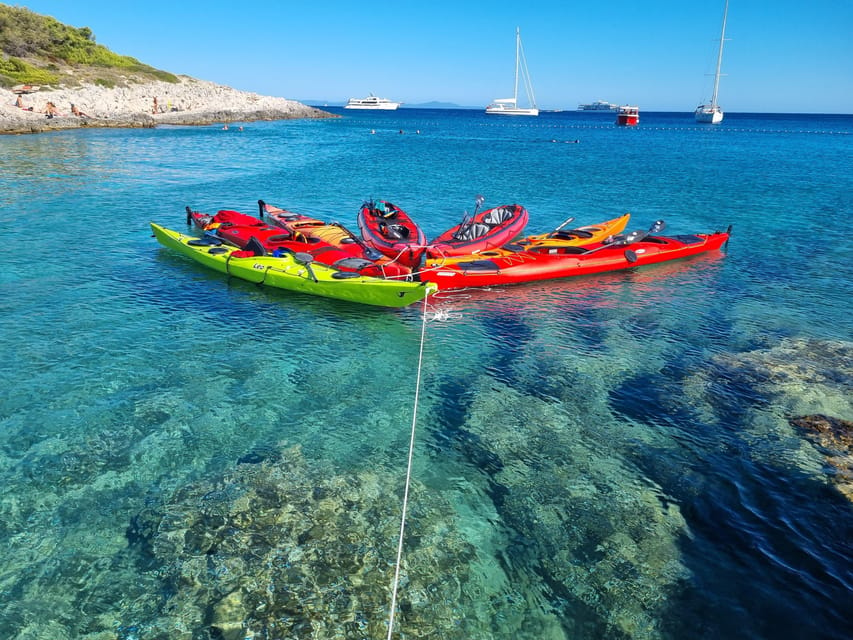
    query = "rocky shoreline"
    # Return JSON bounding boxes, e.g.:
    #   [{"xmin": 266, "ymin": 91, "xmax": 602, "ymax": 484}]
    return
[{"xmin": 0, "ymin": 76, "xmax": 334, "ymax": 134}]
